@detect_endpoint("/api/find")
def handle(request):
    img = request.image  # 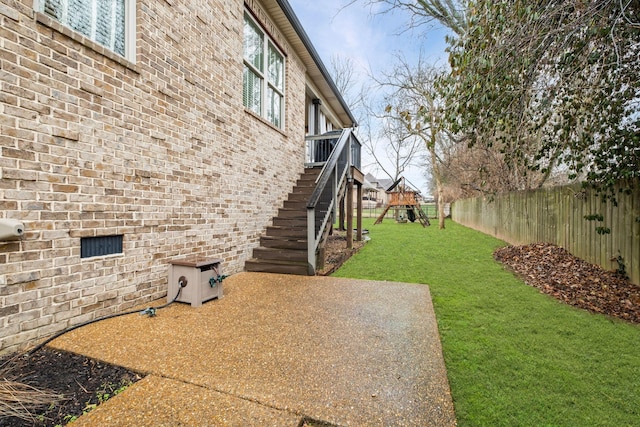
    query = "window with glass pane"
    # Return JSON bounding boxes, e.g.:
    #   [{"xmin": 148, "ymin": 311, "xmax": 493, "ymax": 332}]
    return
[
  {"xmin": 267, "ymin": 43, "xmax": 284, "ymax": 127},
  {"xmin": 243, "ymin": 14, "xmax": 263, "ymax": 116},
  {"xmin": 243, "ymin": 11, "xmax": 285, "ymax": 128},
  {"xmin": 243, "ymin": 68, "xmax": 262, "ymax": 115},
  {"xmin": 243, "ymin": 17, "xmax": 263, "ymax": 71},
  {"xmin": 268, "ymin": 44, "xmax": 283, "ymax": 92},
  {"xmin": 40, "ymin": 0, "xmax": 127, "ymax": 58},
  {"xmin": 267, "ymin": 87, "xmax": 282, "ymax": 127}
]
